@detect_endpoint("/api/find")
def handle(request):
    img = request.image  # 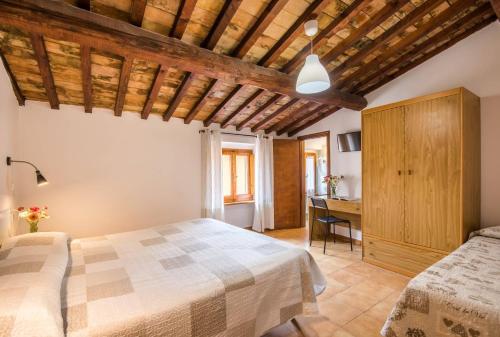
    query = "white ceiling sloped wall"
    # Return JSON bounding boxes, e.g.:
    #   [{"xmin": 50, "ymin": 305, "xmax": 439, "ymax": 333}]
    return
[{"xmin": 296, "ymin": 22, "xmax": 500, "ymax": 227}]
